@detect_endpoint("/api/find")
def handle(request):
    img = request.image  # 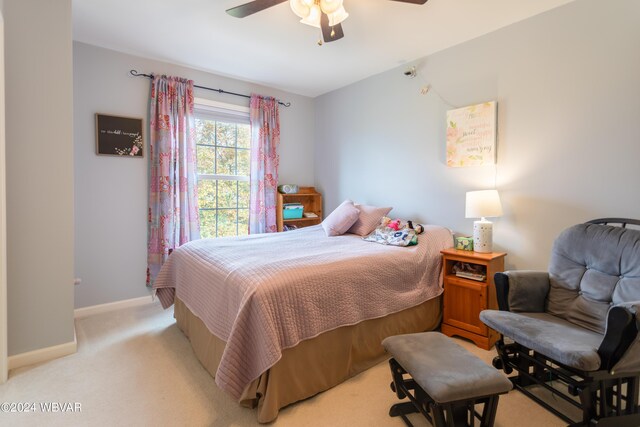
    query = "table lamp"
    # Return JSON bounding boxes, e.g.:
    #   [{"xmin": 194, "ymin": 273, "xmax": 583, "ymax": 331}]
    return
[{"xmin": 465, "ymin": 190, "xmax": 503, "ymax": 253}]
